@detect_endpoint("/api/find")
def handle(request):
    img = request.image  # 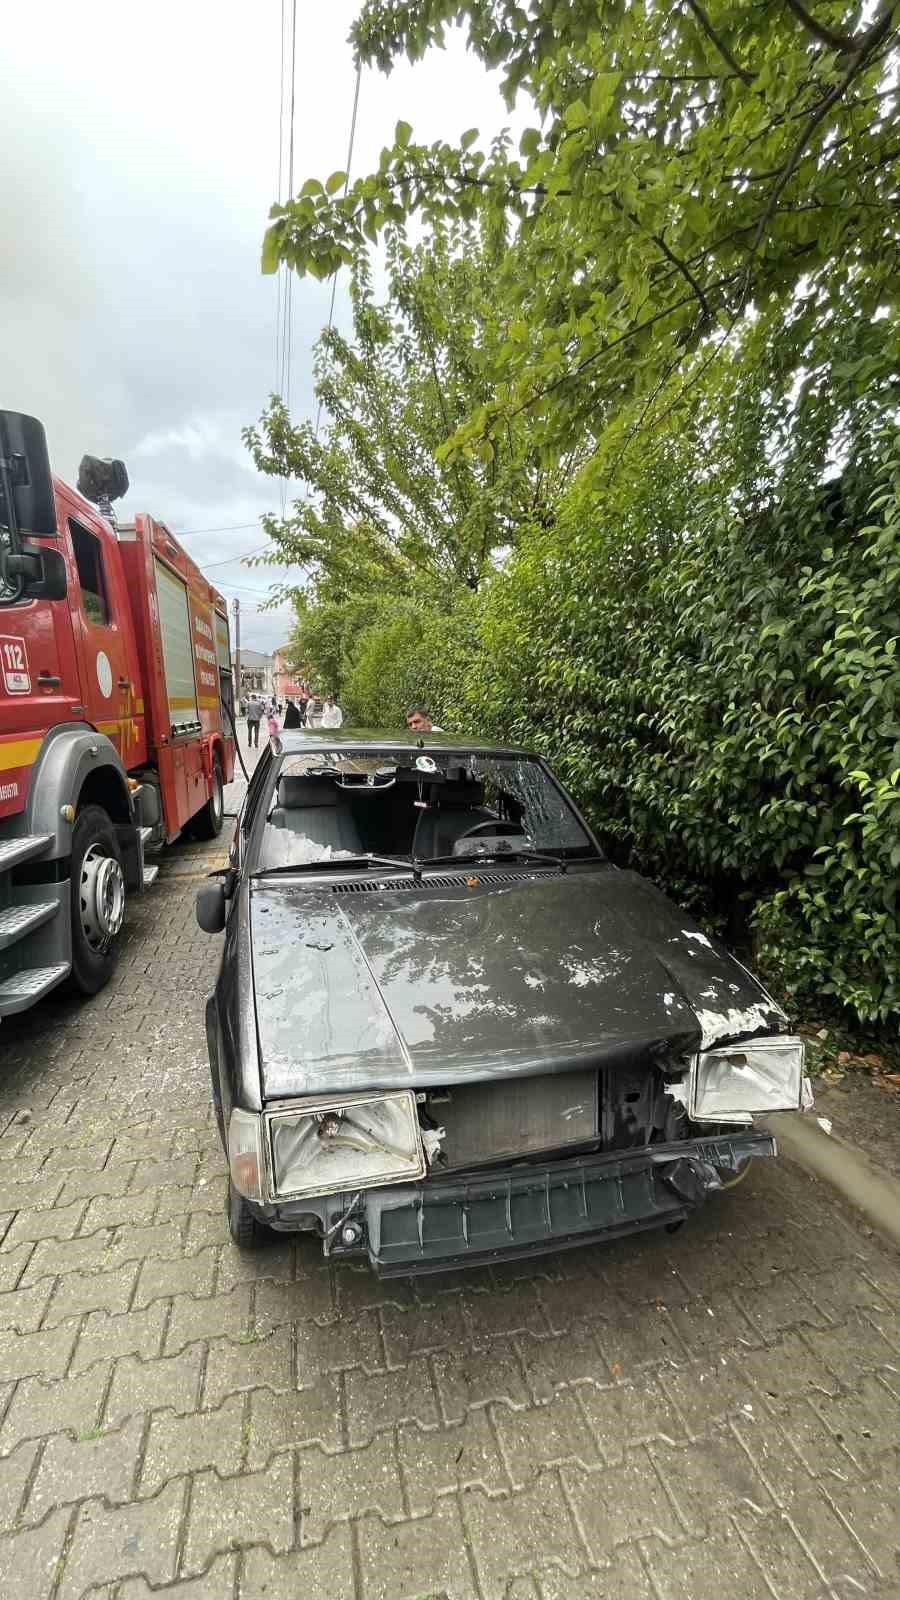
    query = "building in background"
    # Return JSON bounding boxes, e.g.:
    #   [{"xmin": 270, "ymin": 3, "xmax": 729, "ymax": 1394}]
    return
[
  {"xmin": 232, "ymin": 649, "xmax": 273, "ymax": 703},
  {"xmin": 273, "ymin": 644, "xmax": 307, "ymax": 704}
]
